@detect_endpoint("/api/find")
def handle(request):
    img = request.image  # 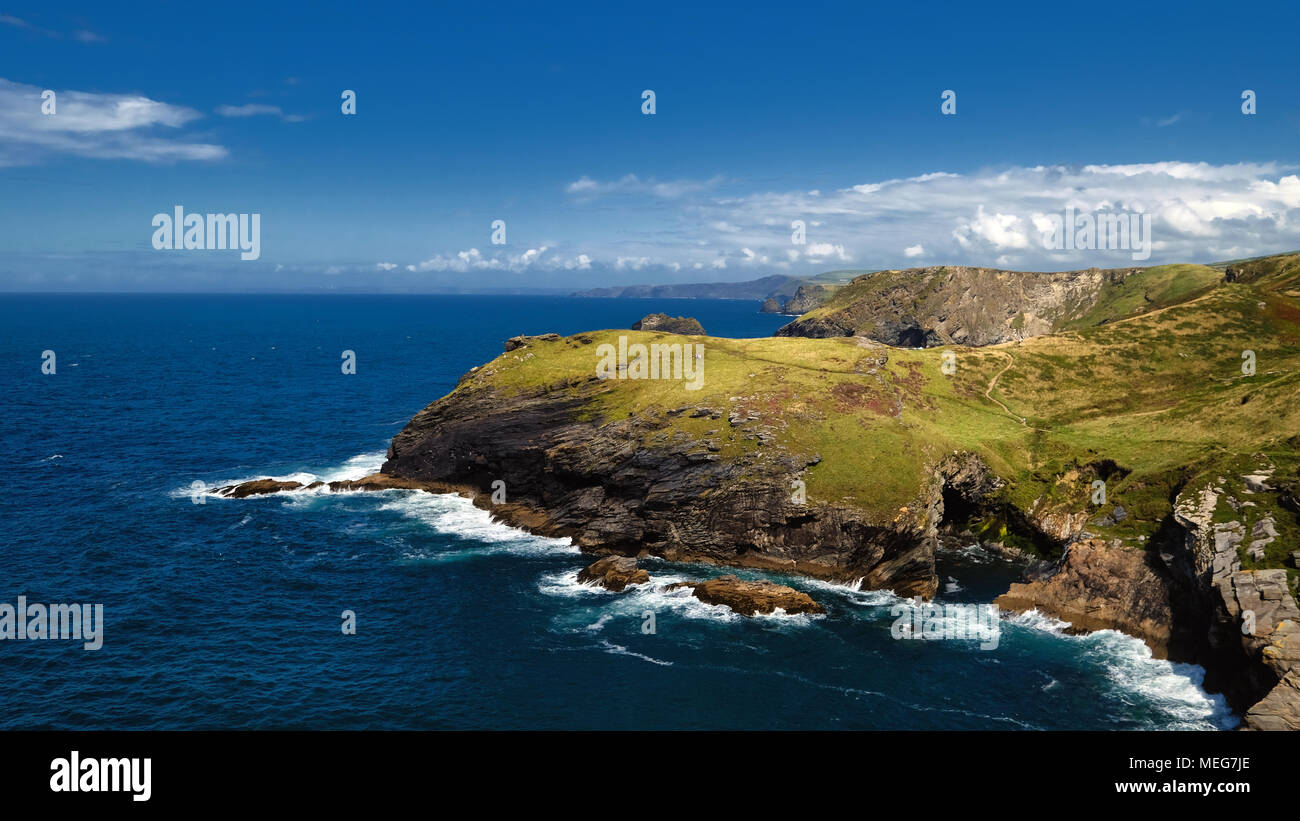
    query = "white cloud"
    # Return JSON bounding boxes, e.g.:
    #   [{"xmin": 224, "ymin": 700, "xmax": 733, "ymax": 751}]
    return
[
  {"xmin": 953, "ymin": 206, "xmax": 1032, "ymax": 250},
  {"xmin": 565, "ymin": 173, "xmax": 724, "ymax": 198},
  {"xmin": 405, "ymin": 246, "xmax": 596, "ymax": 274},
  {"xmin": 805, "ymin": 242, "xmax": 851, "ymax": 262},
  {"xmin": 1, "ymin": 15, "xmax": 105, "ymax": 41},
  {"xmin": 400, "ymin": 161, "xmax": 1300, "ymax": 276},
  {"xmin": 215, "ymin": 104, "xmax": 305, "ymax": 123},
  {"xmin": 0, "ymin": 78, "xmax": 225, "ymax": 165}
]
